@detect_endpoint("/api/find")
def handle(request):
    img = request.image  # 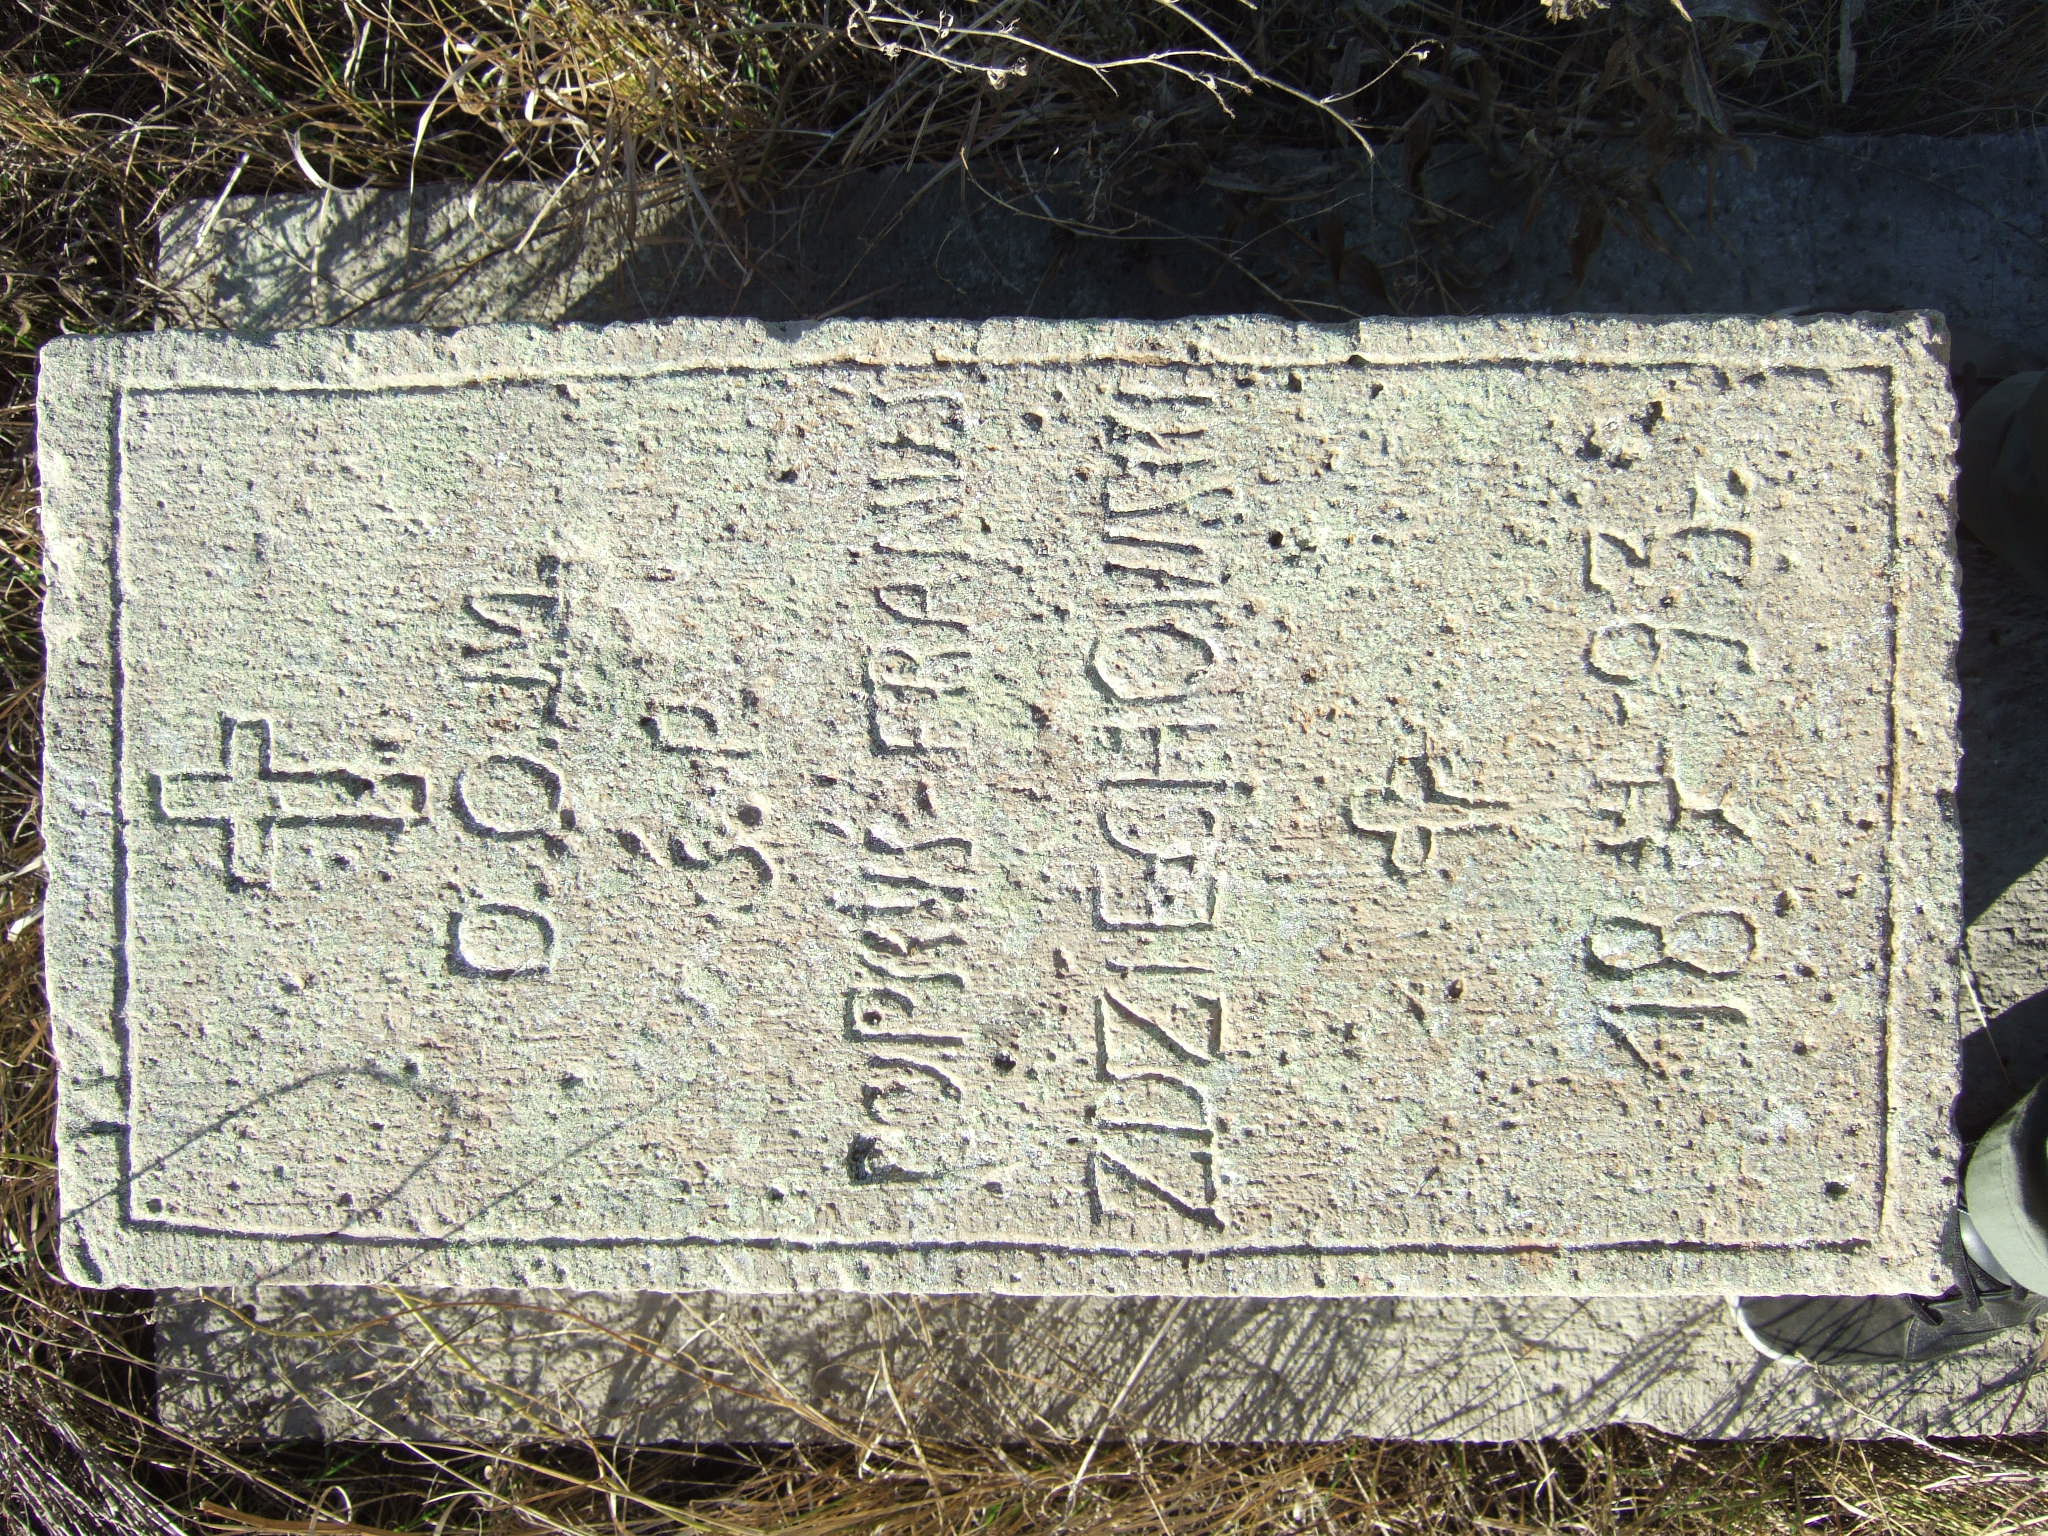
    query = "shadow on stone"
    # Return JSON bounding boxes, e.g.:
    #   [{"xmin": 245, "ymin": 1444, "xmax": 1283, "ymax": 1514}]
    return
[
  {"xmin": 156, "ymin": 1286, "xmax": 2048, "ymax": 1443},
  {"xmin": 1955, "ymin": 529, "xmax": 2048, "ymax": 1140}
]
